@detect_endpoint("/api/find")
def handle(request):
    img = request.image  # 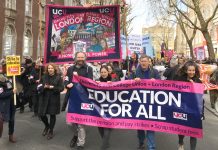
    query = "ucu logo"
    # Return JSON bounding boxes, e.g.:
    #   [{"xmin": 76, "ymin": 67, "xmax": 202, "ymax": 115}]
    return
[
  {"xmin": 81, "ymin": 103, "xmax": 94, "ymax": 110},
  {"xmin": 52, "ymin": 9, "xmax": 65, "ymax": 16},
  {"xmin": 173, "ymin": 112, "xmax": 187, "ymax": 120},
  {"xmin": 99, "ymin": 8, "xmax": 110, "ymax": 13}
]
